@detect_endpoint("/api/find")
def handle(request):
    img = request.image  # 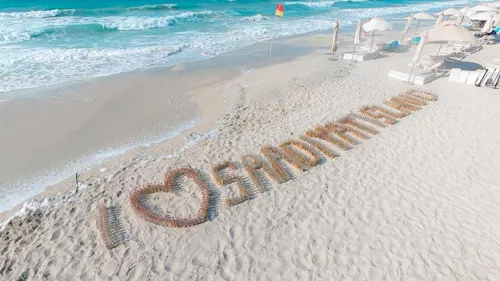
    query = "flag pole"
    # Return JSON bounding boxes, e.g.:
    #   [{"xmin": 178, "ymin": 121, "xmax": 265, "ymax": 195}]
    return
[{"xmin": 269, "ymin": 10, "xmax": 277, "ymax": 64}]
